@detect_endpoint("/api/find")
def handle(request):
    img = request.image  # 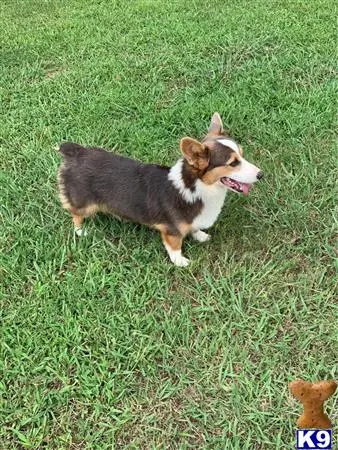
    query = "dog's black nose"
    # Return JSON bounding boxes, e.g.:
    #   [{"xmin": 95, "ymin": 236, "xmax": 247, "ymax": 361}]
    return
[{"xmin": 257, "ymin": 171, "xmax": 264, "ymax": 180}]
